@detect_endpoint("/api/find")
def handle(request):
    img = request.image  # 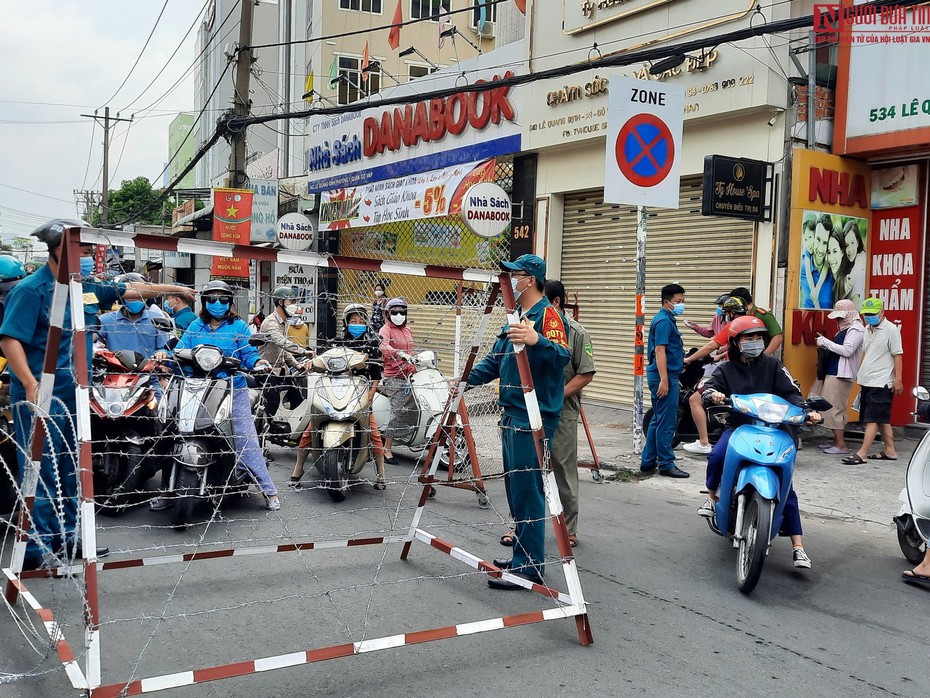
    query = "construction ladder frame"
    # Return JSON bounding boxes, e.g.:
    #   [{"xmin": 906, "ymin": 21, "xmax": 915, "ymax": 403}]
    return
[{"xmin": 1, "ymin": 226, "xmax": 593, "ymax": 697}]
